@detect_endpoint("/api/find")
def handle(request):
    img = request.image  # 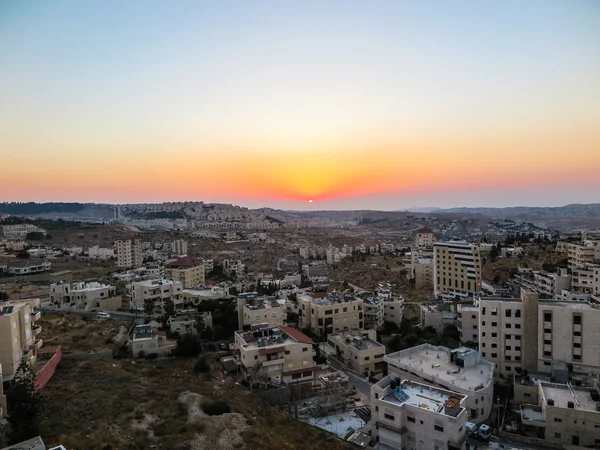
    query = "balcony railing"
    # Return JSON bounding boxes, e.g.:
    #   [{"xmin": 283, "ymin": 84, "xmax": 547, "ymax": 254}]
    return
[
  {"xmin": 376, "ymin": 421, "xmax": 407, "ymax": 435},
  {"xmin": 30, "ymin": 311, "xmax": 41, "ymax": 321},
  {"xmin": 33, "ymin": 325, "xmax": 42, "ymax": 336},
  {"xmin": 30, "ymin": 339, "xmax": 43, "ymax": 350}
]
